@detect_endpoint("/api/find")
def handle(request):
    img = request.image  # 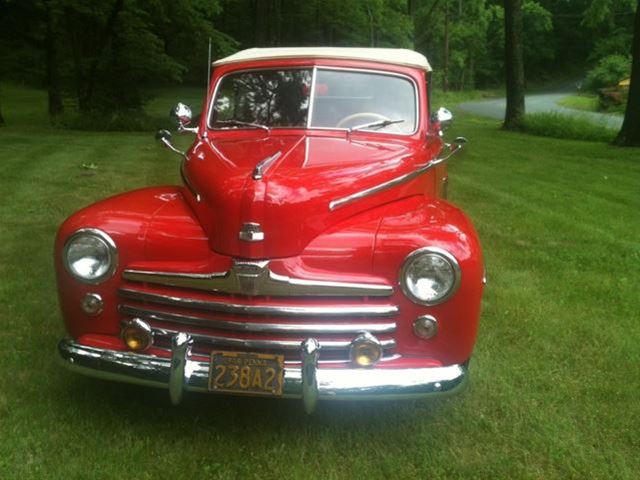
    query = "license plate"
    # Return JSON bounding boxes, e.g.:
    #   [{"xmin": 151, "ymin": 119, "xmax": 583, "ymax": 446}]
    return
[{"xmin": 208, "ymin": 351, "xmax": 285, "ymax": 396}]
